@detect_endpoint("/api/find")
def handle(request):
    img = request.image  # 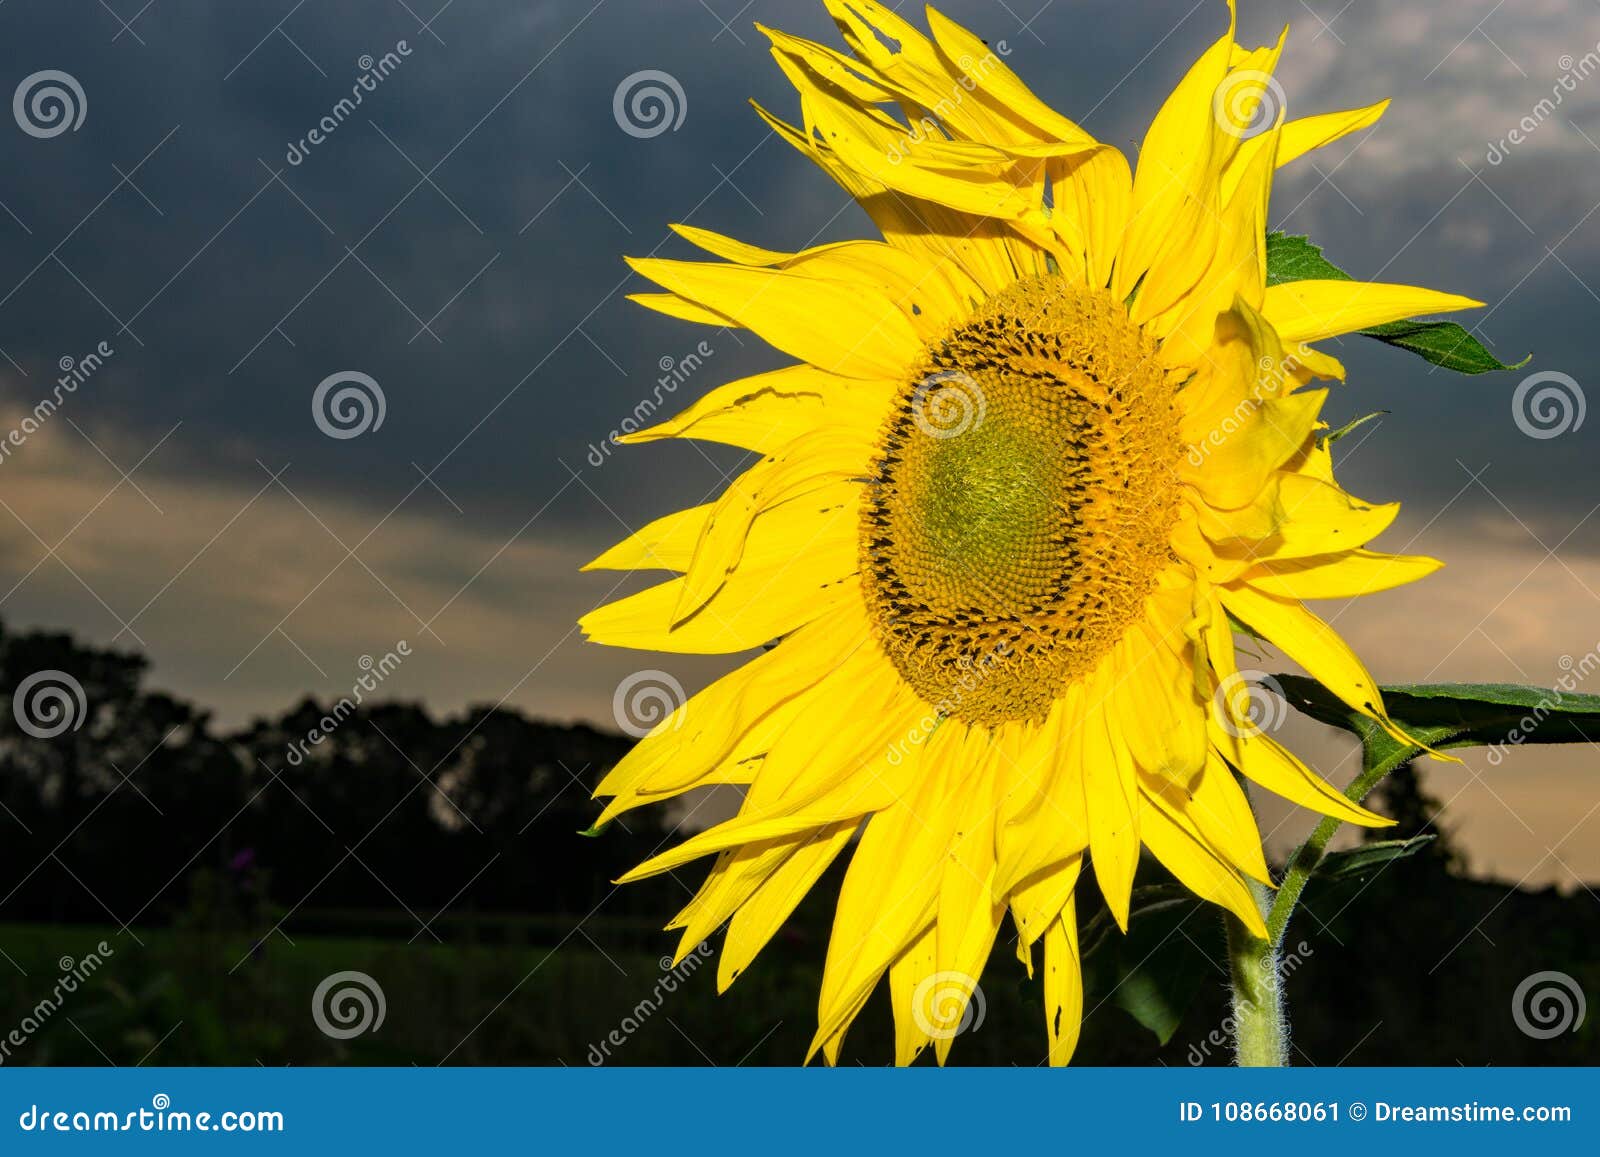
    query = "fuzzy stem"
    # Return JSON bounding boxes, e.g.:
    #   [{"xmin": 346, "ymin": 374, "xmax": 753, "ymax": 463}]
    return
[
  {"xmin": 1266, "ymin": 756, "xmax": 1401, "ymax": 944},
  {"xmin": 1228, "ymin": 737, "xmax": 1416, "ymax": 1065},
  {"xmin": 1226, "ymin": 882, "xmax": 1286, "ymax": 1067}
]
